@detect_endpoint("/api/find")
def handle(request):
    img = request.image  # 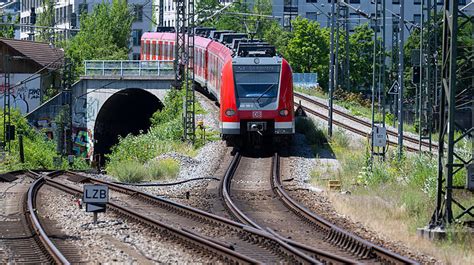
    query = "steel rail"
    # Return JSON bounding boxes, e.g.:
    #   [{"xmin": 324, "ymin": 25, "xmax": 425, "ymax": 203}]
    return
[
  {"xmin": 41, "ymin": 175, "xmax": 258, "ymax": 264},
  {"xmin": 297, "ymin": 101, "xmax": 419, "ymax": 153},
  {"xmin": 26, "ymin": 176, "xmax": 71, "ymax": 265},
  {"xmin": 47, "ymin": 171, "xmax": 329, "ymax": 264},
  {"xmin": 271, "ymin": 153, "xmax": 418, "ymax": 264},
  {"xmin": 294, "ymin": 92, "xmax": 437, "ymax": 151},
  {"xmin": 220, "ymin": 152, "xmax": 356, "ymax": 264}
]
